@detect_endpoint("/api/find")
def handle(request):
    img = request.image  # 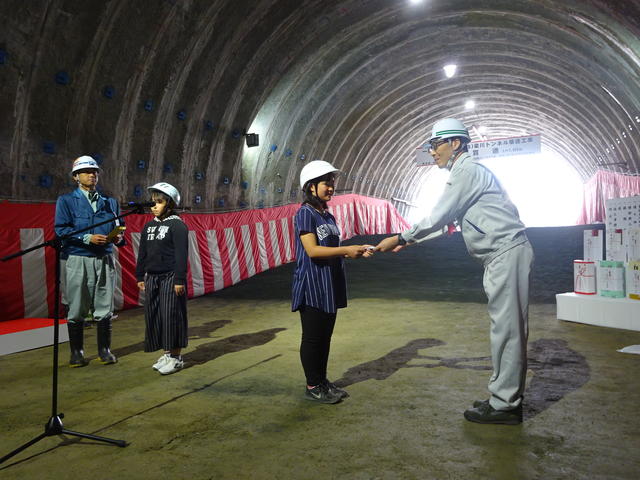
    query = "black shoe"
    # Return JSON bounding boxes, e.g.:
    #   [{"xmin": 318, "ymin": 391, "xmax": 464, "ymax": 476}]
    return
[
  {"xmin": 322, "ymin": 379, "xmax": 349, "ymax": 399},
  {"xmin": 304, "ymin": 384, "xmax": 341, "ymax": 404},
  {"xmin": 473, "ymin": 399, "xmax": 489, "ymax": 408},
  {"xmin": 464, "ymin": 402, "xmax": 523, "ymax": 425}
]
